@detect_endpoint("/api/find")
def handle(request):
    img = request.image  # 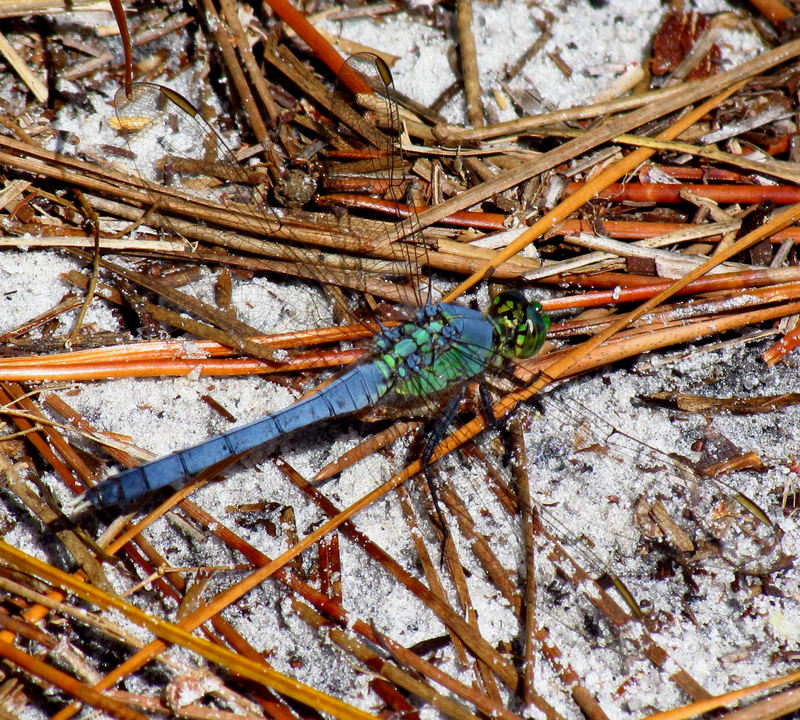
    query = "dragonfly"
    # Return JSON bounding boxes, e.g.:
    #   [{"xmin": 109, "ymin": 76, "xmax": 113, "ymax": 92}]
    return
[
  {"xmin": 67, "ymin": 54, "xmax": 550, "ymax": 513},
  {"xmin": 59, "ymin": 53, "xmax": 795, "ymax": 718},
  {"xmin": 71, "ymin": 293, "xmax": 548, "ymax": 510}
]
